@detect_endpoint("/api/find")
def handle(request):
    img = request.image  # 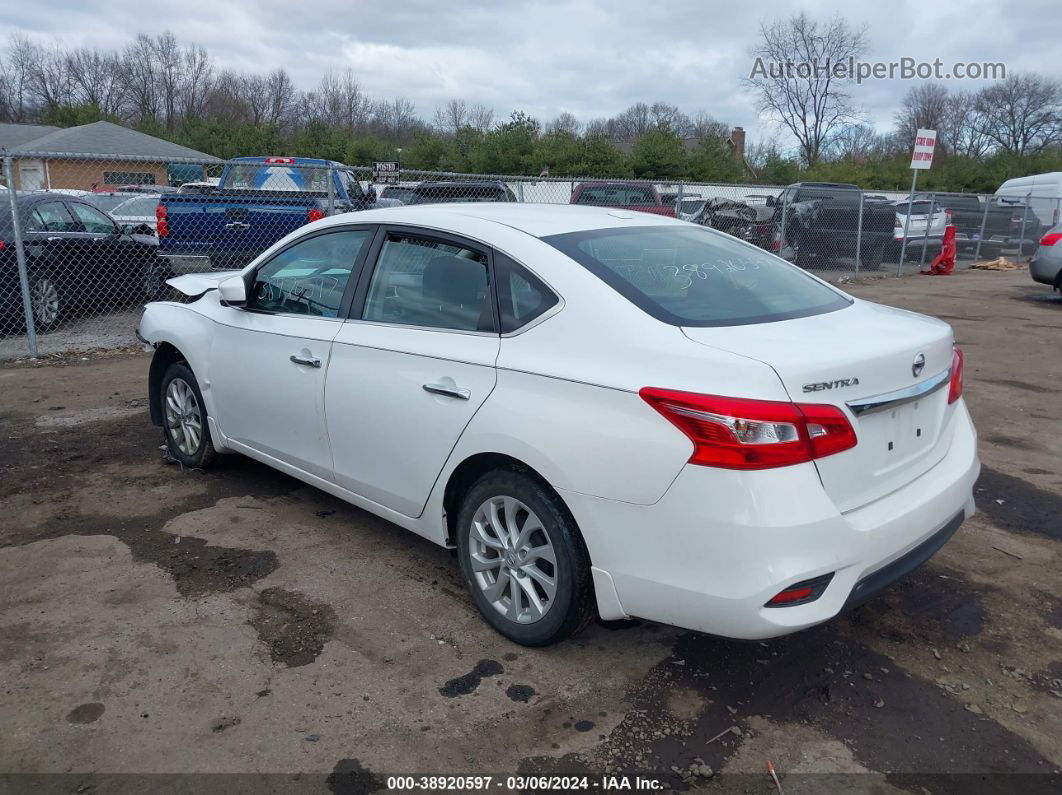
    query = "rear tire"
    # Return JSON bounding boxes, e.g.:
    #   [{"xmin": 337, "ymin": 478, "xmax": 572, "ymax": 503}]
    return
[
  {"xmin": 456, "ymin": 469, "xmax": 594, "ymax": 646},
  {"xmin": 29, "ymin": 272, "xmax": 61, "ymax": 330},
  {"xmin": 160, "ymin": 361, "xmax": 216, "ymax": 468}
]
